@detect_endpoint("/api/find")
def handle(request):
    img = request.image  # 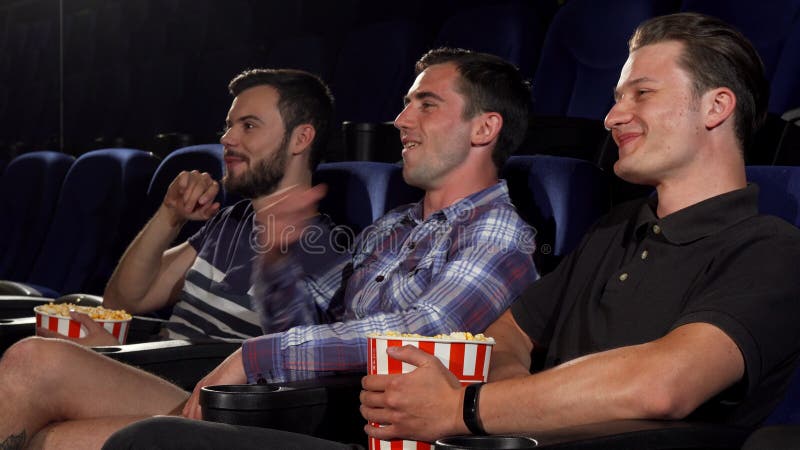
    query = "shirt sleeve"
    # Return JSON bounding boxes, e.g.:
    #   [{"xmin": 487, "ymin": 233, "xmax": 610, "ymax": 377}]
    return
[
  {"xmin": 671, "ymin": 219, "xmax": 800, "ymax": 396},
  {"xmin": 242, "ymin": 212, "xmax": 539, "ymax": 383},
  {"xmin": 186, "ymin": 210, "xmax": 219, "ymax": 251},
  {"xmin": 249, "ymin": 218, "xmax": 352, "ymax": 335}
]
